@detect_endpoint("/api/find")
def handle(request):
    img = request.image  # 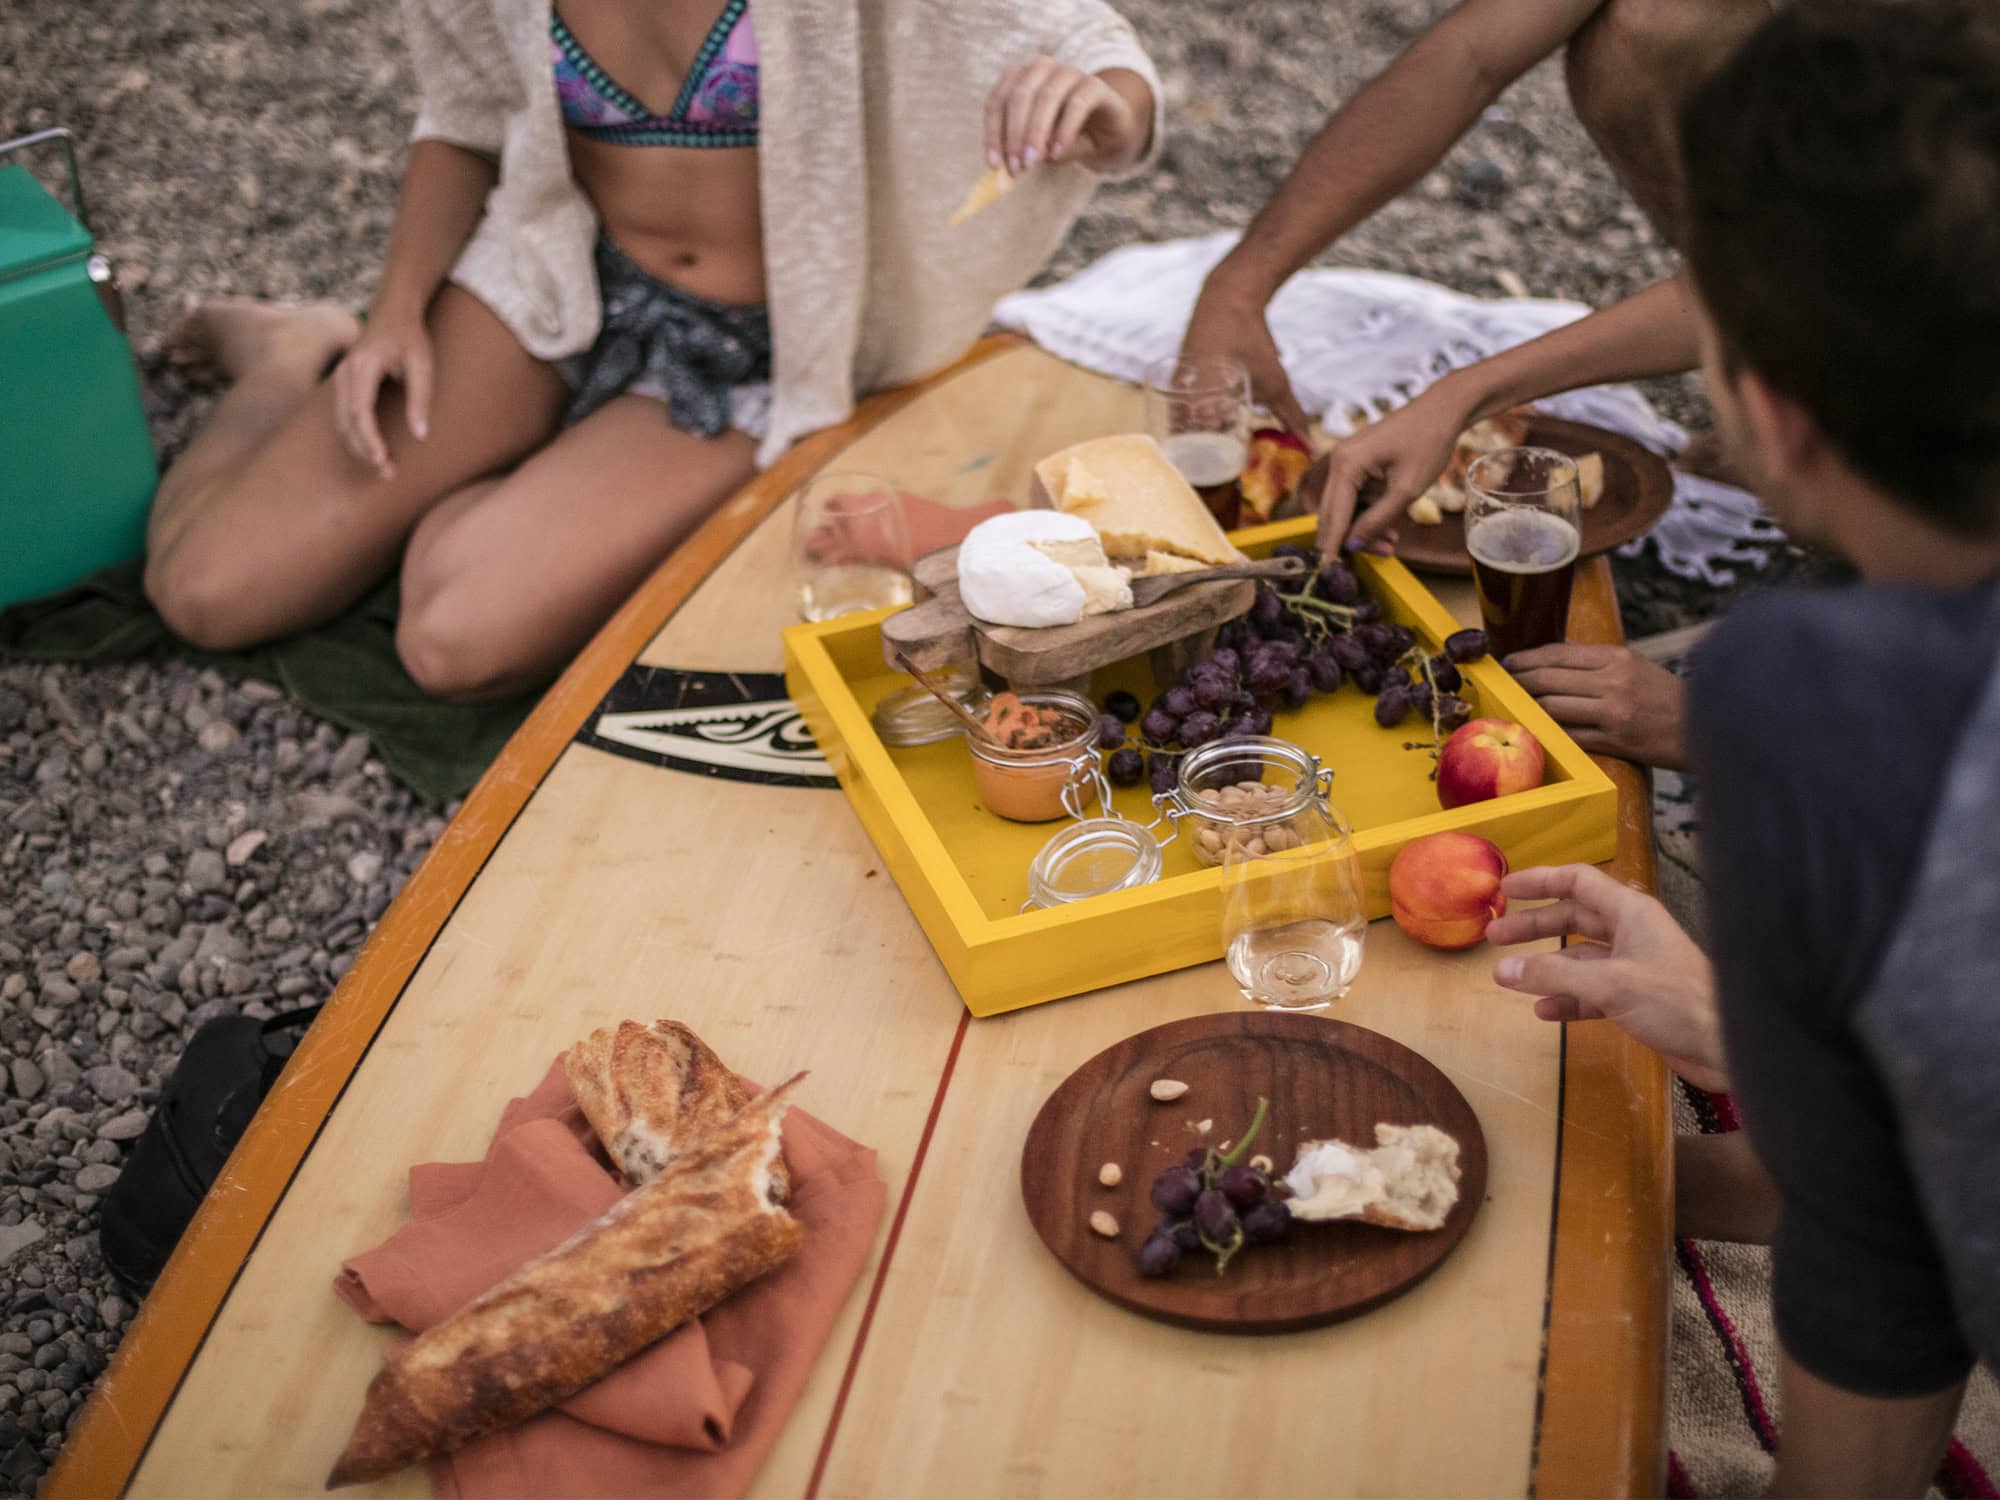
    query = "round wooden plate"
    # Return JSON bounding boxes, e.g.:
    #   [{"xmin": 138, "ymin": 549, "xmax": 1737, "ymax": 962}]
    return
[
  {"xmin": 1388, "ymin": 415, "xmax": 1673, "ymax": 577},
  {"xmin": 1020, "ymin": 1010, "xmax": 1487, "ymax": 1333}
]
